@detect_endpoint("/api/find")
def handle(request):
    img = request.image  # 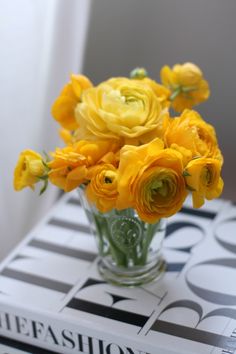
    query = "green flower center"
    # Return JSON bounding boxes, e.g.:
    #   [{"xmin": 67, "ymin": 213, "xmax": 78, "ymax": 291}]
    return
[{"xmin": 151, "ymin": 179, "xmax": 169, "ymax": 198}]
